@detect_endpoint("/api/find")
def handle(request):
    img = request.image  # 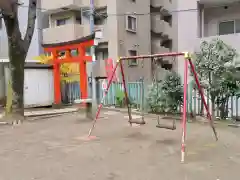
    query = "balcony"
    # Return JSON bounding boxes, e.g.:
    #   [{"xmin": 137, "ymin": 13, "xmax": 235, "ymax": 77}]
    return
[
  {"xmin": 151, "ymin": 14, "xmax": 172, "ymax": 39},
  {"xmin": 41, "ymin": 0, "xmax": 90, "ymax": 13},
  {"xmin": 199, "ymin": 0, "xmax": 239, "ymax": 6},
  {"xmin": 196, "ymin": 33, "xmax": 240, "ymax": 52},
  {"xmin": 151, "ymin": 39, "xmax": 170, "ymax": 54},
  {"xmin": 94, "ymin": 0, "xmax": 107, "ymax": 7},
  {"xmin": 42, "ymin": 24, "xmax": 90, "ymax": 44},
  {"xmin": 151, "ymin": 0, "xmax": 172, "ymax": 15}
]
